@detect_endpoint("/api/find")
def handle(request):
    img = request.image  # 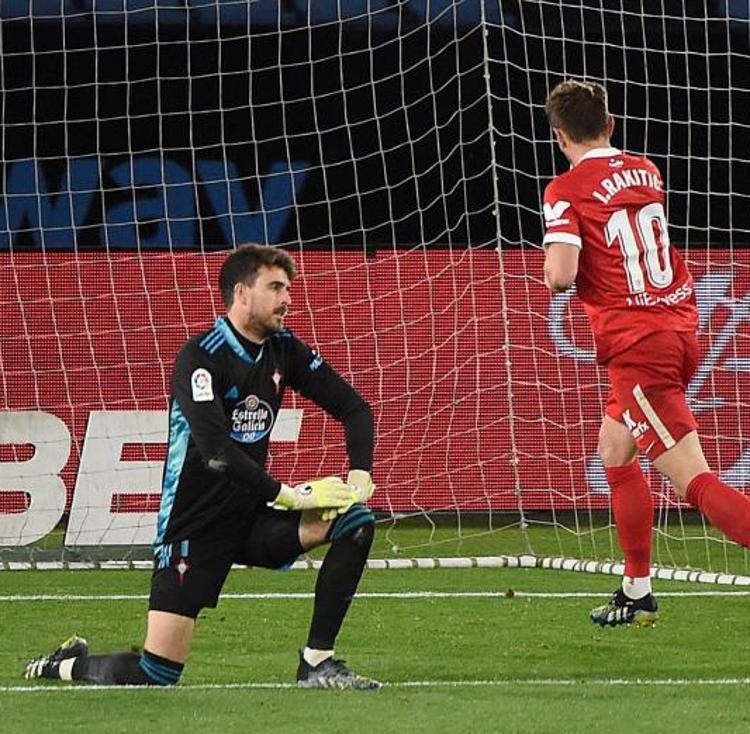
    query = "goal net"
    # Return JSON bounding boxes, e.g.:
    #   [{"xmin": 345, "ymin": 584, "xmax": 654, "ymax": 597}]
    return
[{"xmin": 1, "ymin": 2, "xmax": 749, "ymax": 581}]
